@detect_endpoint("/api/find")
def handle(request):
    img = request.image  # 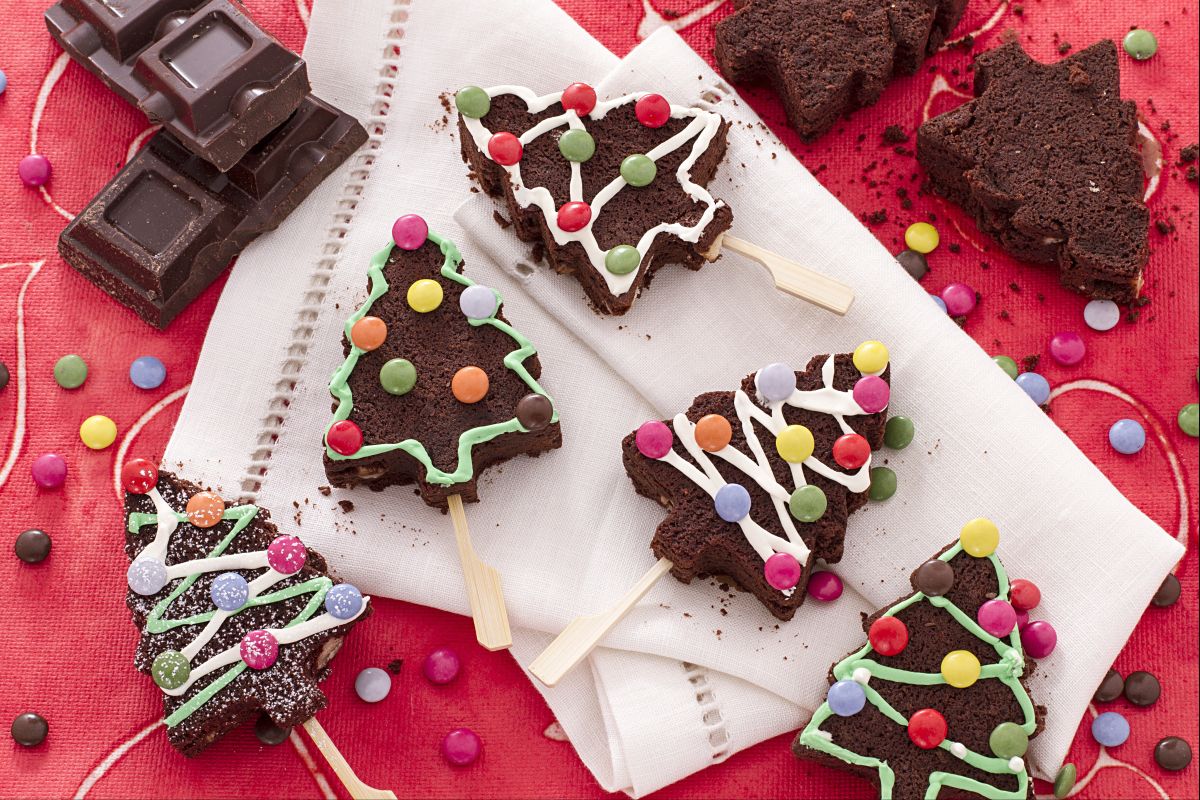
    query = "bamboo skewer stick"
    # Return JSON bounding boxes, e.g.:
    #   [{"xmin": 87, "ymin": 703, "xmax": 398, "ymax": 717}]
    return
[
  {"xmin": 529, "ymin": 557, "xmax": 673, "ymax": 687},
  {"xmin": 301, "ymin": 718, "xmax": 397, "ymax": 800},
  {"xmin": 704, "ymin": 233, "xmax": 855, "ymax": 316},
  {"xmin": 447, "ymin": 493, "xmax": 513, "ymax": 651}
]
